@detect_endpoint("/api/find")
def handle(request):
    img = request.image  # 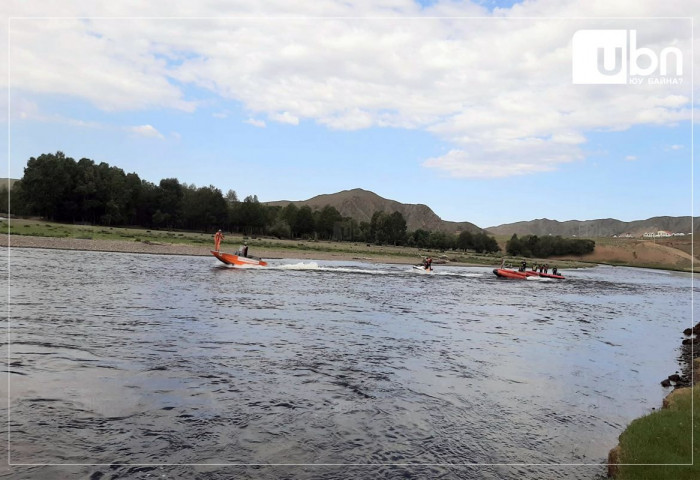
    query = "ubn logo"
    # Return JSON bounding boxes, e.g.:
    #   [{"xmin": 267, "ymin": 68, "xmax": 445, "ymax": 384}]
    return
[{"xmin": 572, "ymin": 29, "xmax": 683, "ymax": 84}]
